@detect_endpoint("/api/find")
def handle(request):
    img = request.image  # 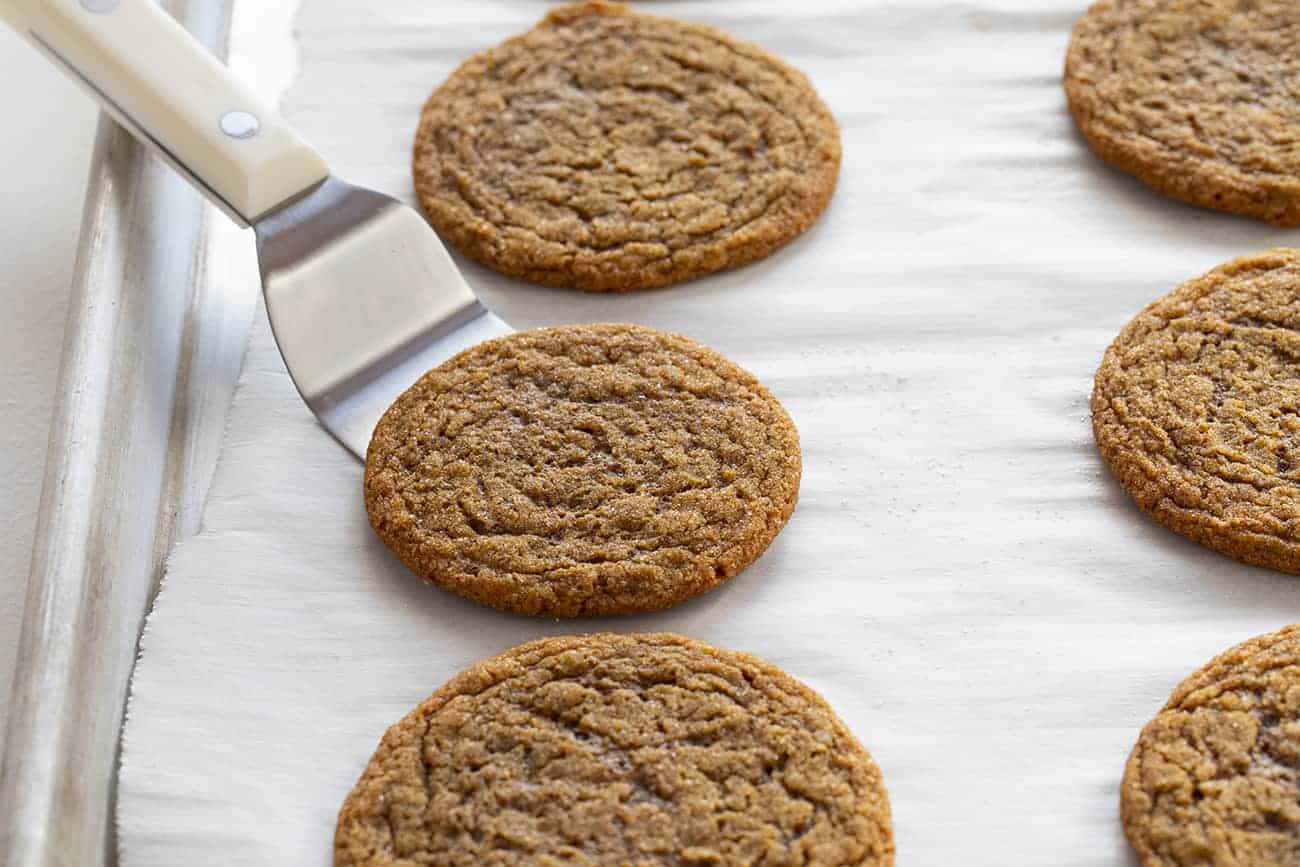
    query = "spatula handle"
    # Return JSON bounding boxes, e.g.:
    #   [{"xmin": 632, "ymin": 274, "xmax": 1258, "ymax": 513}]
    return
[{"xmin": 0, "ymin": 0, "xmax": 329, "ymax": 224}]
